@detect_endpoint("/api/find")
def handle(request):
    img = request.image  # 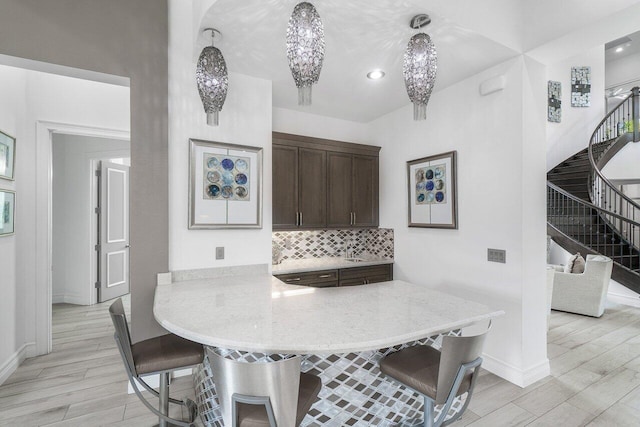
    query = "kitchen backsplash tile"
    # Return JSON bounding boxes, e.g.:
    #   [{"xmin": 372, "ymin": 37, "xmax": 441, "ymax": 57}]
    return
[{"xmin": 272, "ymin": 229, "xmax": 394, "ymax": 261}]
